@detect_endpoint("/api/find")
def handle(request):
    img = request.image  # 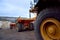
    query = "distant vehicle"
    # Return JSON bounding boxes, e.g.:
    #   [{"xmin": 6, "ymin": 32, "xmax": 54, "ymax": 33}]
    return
[
  {"xmin": 10, "ymin": 23, "xmax": 16, "ymax": 29},
  {"xmin": 30, "ymin": 0, "xmax": 60, "ymax": 40},
  {"xmin": 15, "ymin": 16, "xmax": 36, "ymax": 32}
]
